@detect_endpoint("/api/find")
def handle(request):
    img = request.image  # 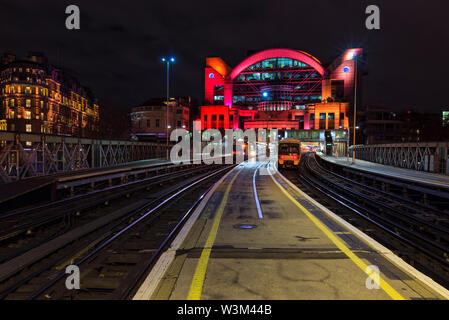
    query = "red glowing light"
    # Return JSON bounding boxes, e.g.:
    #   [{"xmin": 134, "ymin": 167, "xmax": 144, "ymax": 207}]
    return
[{"xmin": 229, "ymin": 48, "xmax": 325, "ymax": 80}]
